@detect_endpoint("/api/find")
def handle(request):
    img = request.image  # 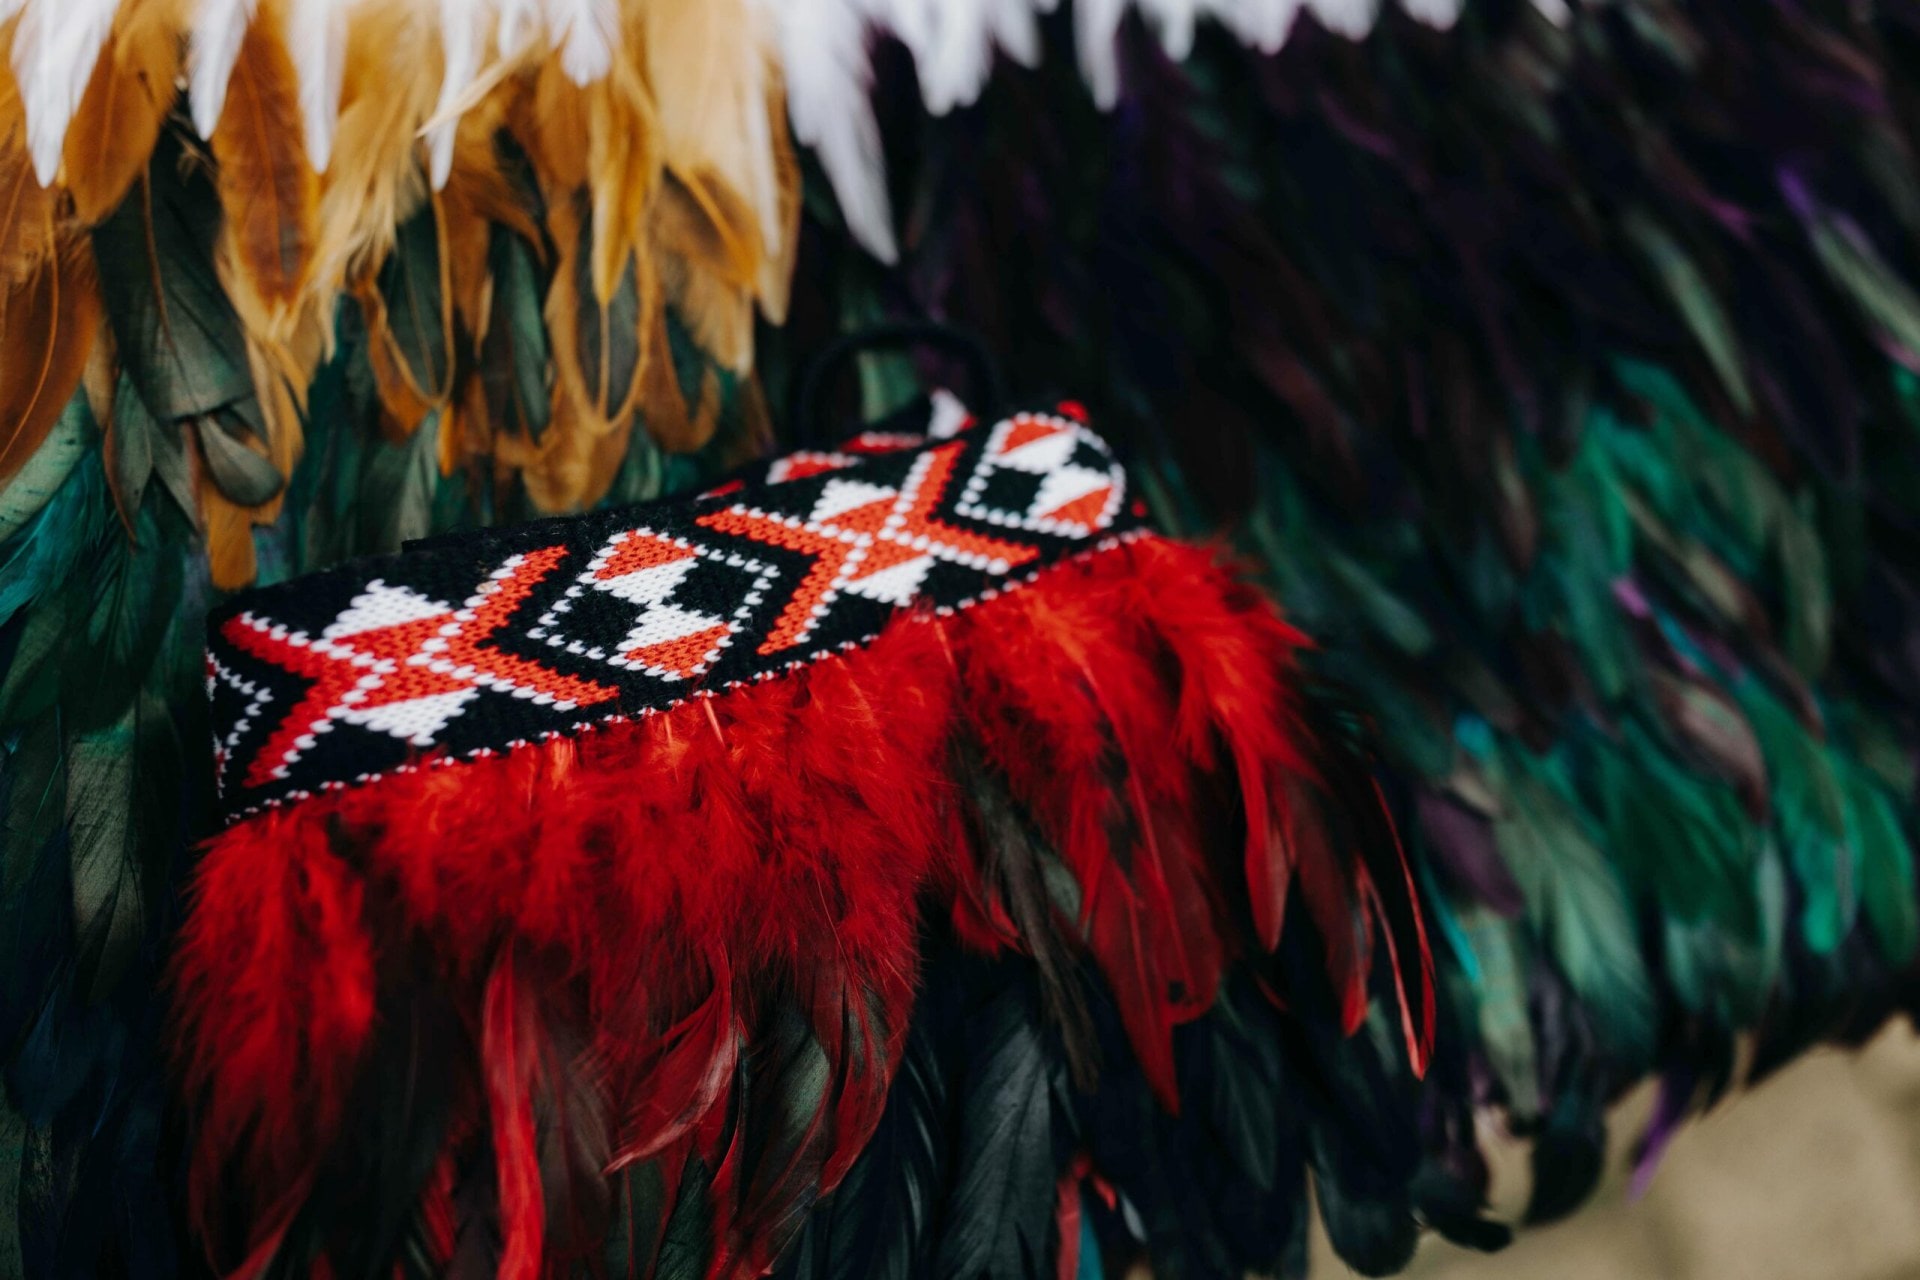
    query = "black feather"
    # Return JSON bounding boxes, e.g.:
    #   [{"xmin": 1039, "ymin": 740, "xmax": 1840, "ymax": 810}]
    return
[
  {"xmin": 378, "ymin": 201, "xmax": 452, "ymax": 402},
  {"xmin": 933, "ymin": 957, "xmax": 1069, "ymax": 1280},
  {"xmin": 772, "ymin": 964, "xmax": 952, "ymax": 1280},
  {"xmin": 91, "ymin": 123, "xmax": 261, "ymax": 429},
  {"xmin": 655, "ymin": 1153, "xmax": 712, "ymax": 1280},
  {"xmin": 269, "ymin": 953, "xmax": 462, "ymax": 1280},
  {"xmin": 951, "ymin": 740, "xmax": 1098, "ymax": 1085}
]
